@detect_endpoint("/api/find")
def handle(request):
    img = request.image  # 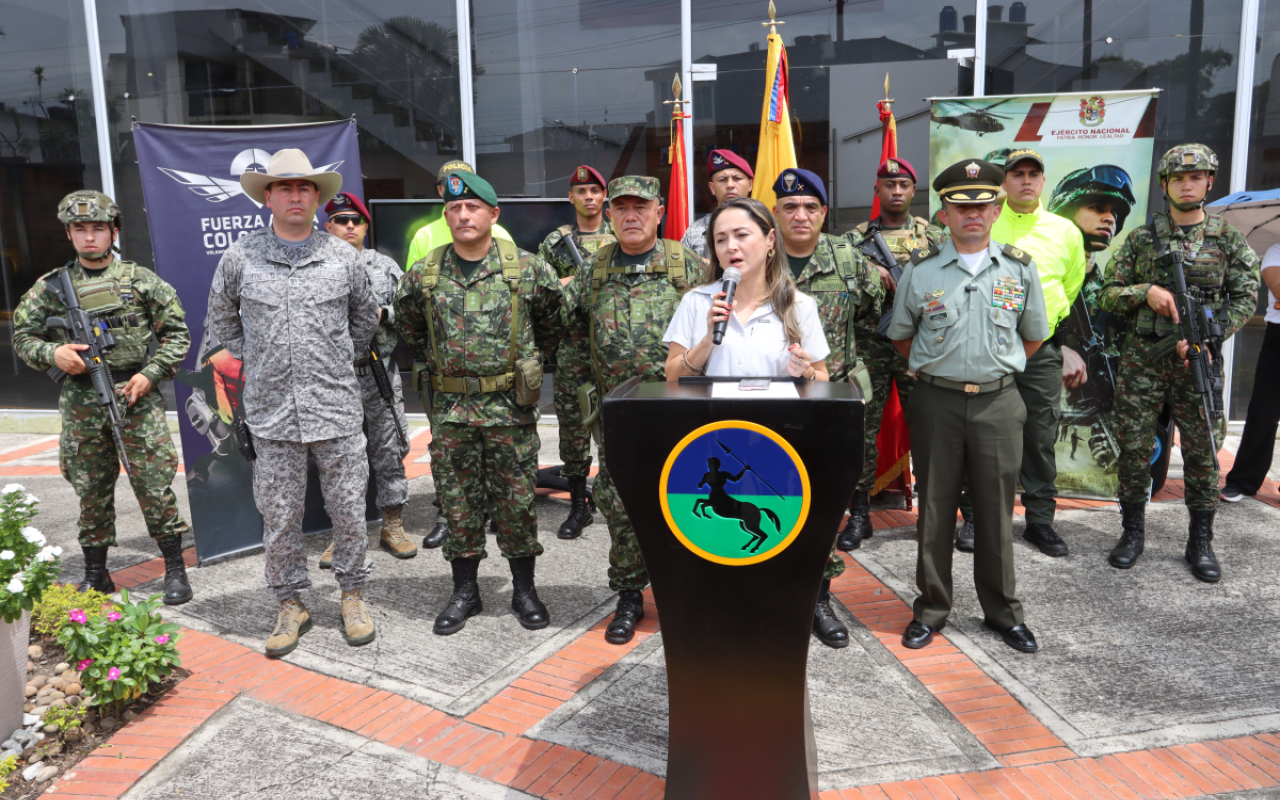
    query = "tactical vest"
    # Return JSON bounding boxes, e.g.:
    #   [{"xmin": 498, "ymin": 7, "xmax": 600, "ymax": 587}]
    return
[
  {"xmin": 419, "ymin": 240, "xmax": 524, "ymax": 394},
  {"xmin": 586, "ymin": 240, "xmax": 690, "ymax": 389},
  {"xmin": 800, "ymin": 237, "xmax": 864, "ymax": 374},
  {"xmin": 70, "ymin": 260, "xmax": 150, "ymax": 369},
  {"xmin": 856, "ymin": 217, "xmax": 932, "ymax": 267},
  {"xmin": 1133, "ymin": 214, "xmax": 1229, "ymax": 337}
]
